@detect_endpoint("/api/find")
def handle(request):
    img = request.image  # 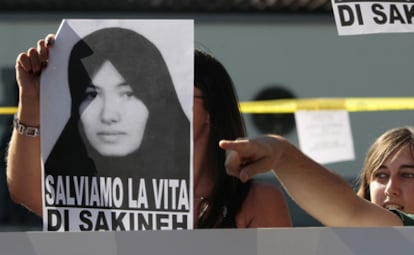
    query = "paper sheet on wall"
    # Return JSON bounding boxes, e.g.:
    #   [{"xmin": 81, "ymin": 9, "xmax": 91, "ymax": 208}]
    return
[
  {"xmin": 40, "ymin": 19, "xmax": 194, "ymax": 231},
  {"xmin": 295, "ymin": 110, "xmax": 355, "ymax": 165}
]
